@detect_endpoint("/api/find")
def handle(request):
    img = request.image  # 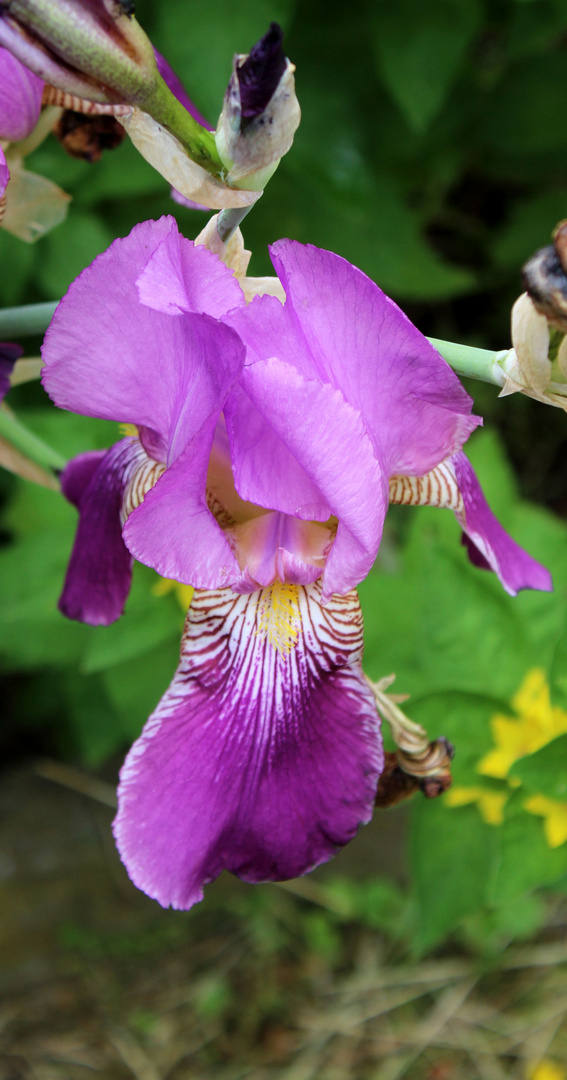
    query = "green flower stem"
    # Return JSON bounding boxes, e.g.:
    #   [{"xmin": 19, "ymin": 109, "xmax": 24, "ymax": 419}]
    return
[
  {"xmin": 0, "ymin": 301, "xmax": 57, "ymax": 339},
  {"xmin": 428, "ymin": 337, "xmax": 508, "ymax": 387},
  {"xmin": 148, "ymin": 80, "xmax": 224, "ymax": 178},
  {"xmin": 0, "ymin": 406, "xmax": 66, "ymax": 472},
  {"xmin": 216, "ymin": 204, "xmax": 256, "ymax": 244}
]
